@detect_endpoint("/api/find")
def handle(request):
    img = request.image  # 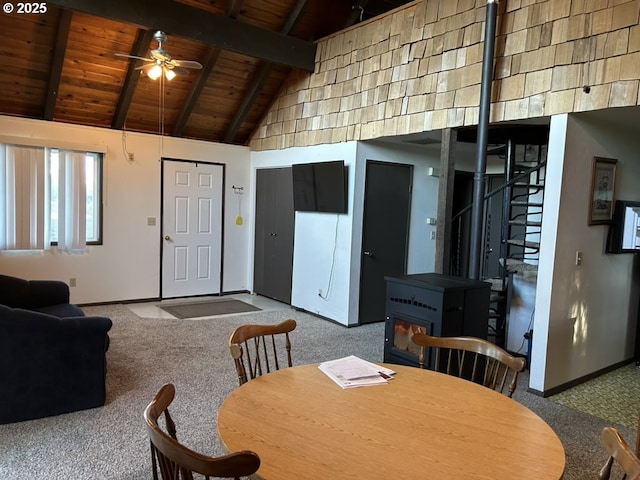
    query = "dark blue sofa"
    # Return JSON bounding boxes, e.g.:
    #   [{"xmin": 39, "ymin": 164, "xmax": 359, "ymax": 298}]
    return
[{"xmin": 0, "ymin": 274, "xmax": 112, "ymax": 424}]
